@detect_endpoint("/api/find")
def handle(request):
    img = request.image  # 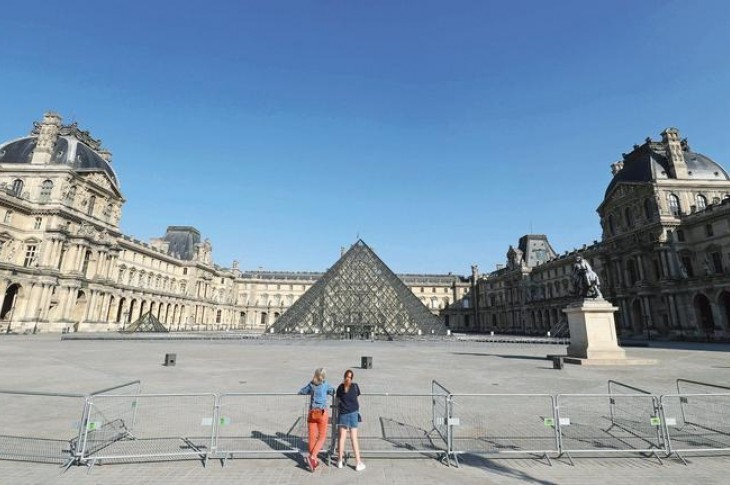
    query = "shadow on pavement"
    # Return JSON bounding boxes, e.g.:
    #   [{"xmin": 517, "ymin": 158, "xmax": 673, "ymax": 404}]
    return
[{"xmin": 456, "ymin": 454, "xmax": 559, "ymax": 485}]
